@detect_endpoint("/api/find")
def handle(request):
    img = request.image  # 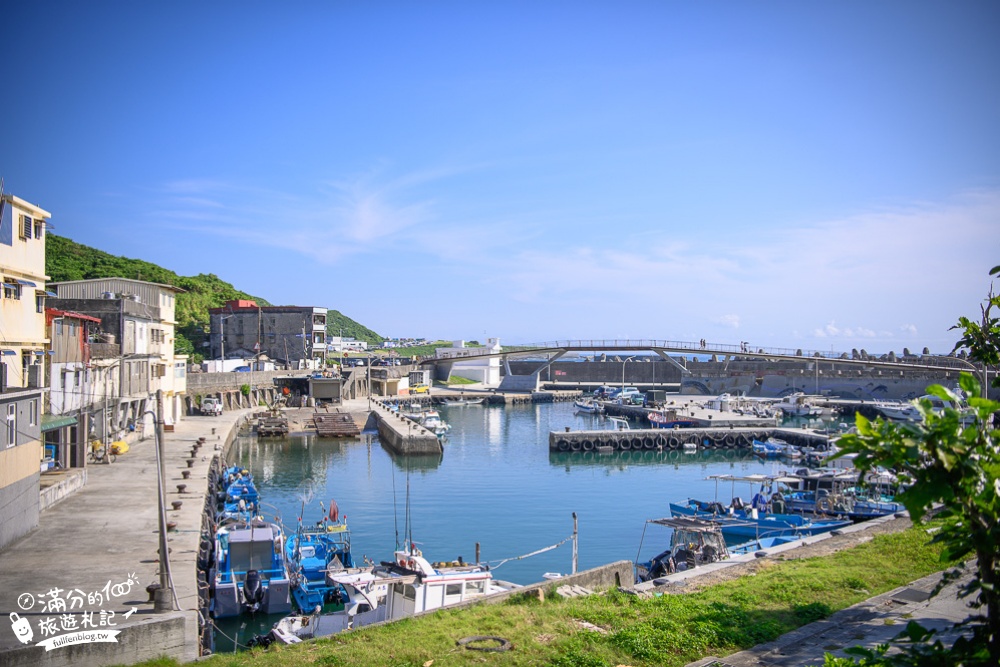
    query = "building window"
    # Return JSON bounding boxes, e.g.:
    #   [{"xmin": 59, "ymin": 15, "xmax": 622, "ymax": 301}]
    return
[
  {"xmin": 74, "ymin": 371, "xmax": 80, "ymax": 387},
  {"xmin": 36, "ymin": 295, "xmax": 44, "ymax": 313},
  {"xmin": 20, "ymin": 215, "xmax": 33, "ymax": 239},
  {"xmin": 29, "ymin": 399, "xmax": 37, "ymax": 427},
  {"xmin": 6, "ymin": 404, "xmax": 15, "ymax": 447},
  {"xmin": 34, "ymin": 220, "xmax": 43, "ymax": 238},
  {"xmin": 3, "ymin": 283, "xmax": 20, "ymax": 300}
]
